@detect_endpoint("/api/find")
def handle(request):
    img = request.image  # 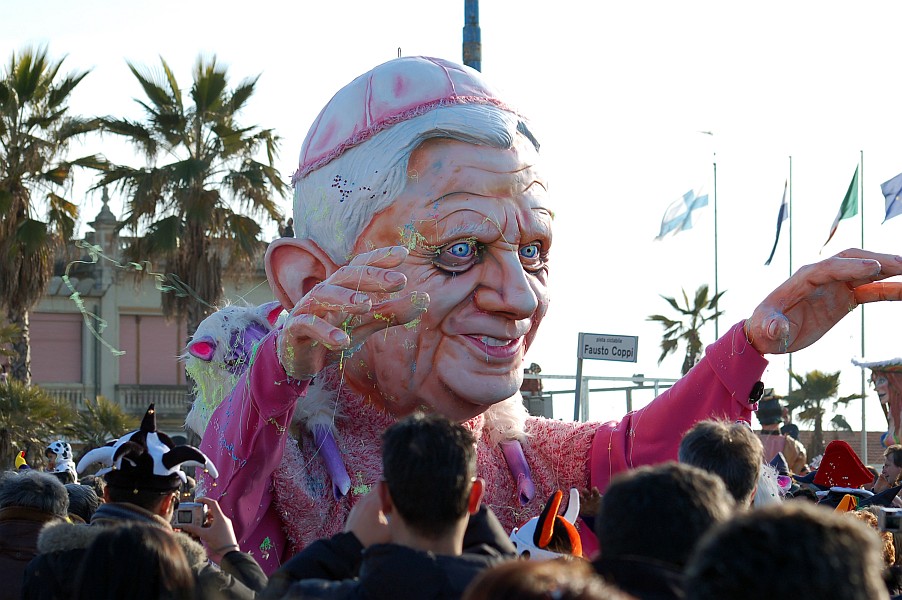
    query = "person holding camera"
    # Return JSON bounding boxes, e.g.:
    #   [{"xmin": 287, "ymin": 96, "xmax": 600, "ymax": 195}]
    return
[{"xmin": 23, "ymin": 404, "xmax": 267, "ymax": 600}]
